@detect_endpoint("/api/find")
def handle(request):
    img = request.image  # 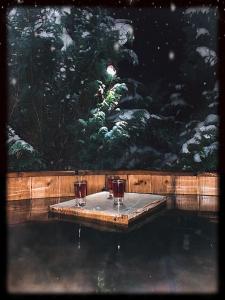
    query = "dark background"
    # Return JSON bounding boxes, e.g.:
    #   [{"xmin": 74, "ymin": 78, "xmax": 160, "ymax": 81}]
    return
[{"xmin": 112, "ymin": 7, "xmax": 185, "ymax": 87}]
